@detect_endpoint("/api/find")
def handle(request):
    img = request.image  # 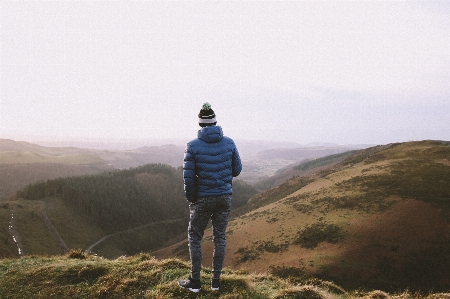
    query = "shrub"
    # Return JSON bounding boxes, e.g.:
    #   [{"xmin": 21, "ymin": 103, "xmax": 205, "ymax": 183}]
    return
[
  {"xmin": 293, "ymin": 203, "xmax": 314, "ymax": 213},
  {"xmin": 67, "ymin": 249, "xmax": 86, "ymax": 260},
  {"xmin": 255, "ymin": 240, "xmax": 288, "ymax": 253},
  {"xmin": 235, "ymin": 247, "xmax": 261, "ymax": 264},
  {"xmin": 294, "ymin": 222, "xmax": 345, "ymax": 249}
]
